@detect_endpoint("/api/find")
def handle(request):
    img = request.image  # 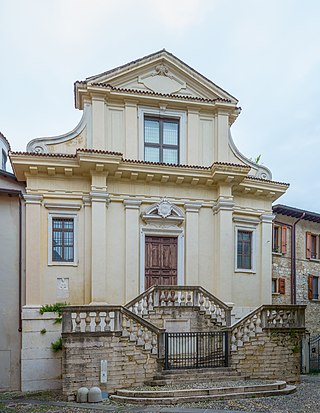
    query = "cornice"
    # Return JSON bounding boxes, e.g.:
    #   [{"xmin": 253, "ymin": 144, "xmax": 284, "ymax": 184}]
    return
[
  {"xmin": 184, "ymin": 202, "xmax": 202, "ymax": 212},
  {"xmin": 24, "ymin": 194, "xmax": 43, "ymax": 204},
  {"xmin": 123, "ymin": 199, "xmax": 142, "ymax": 209}
]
